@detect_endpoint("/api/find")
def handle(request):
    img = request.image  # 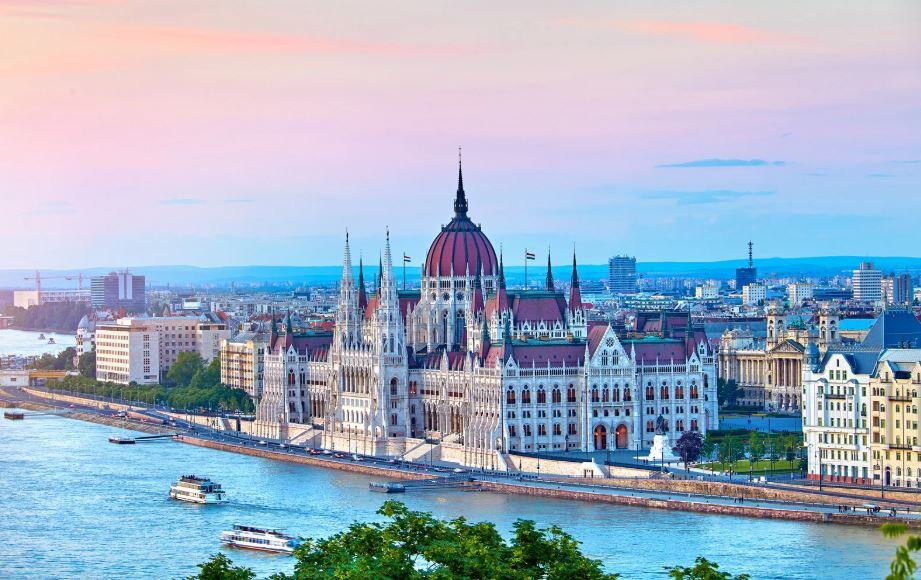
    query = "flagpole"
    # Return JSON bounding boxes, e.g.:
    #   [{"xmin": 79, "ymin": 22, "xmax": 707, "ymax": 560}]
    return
[
  {"xmin": 524, "ymin": 248, "xmax": 527, "ymax": 290},
  {"xmin": 403, "ymin": 252, "xmax": 406, "ymax": 290}
]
